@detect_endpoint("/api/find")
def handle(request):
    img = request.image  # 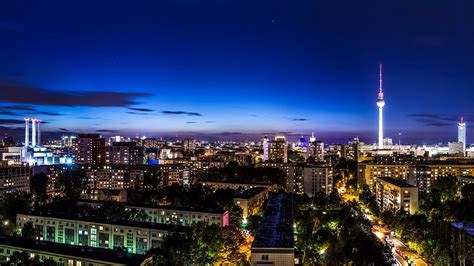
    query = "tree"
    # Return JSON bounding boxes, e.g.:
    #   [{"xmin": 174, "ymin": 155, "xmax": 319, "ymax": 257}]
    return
[
  {"xmin": 0, "ymin": 192, "xmax": 33, "ymax": 222},
  {"xmin": 56, "ymin": 168, "xmax": 86, "ymax": 199},
  {"xmin": 190, "ymin": 222, "xmax": 225, "ymax": 264},
  {"xmin": 431, "ymin": 175, "xmax": 457, "ymax": 201},
  {"xmin": 30, "ymin": 173, "xmax": 48, "ymax": 203},
  {"xmin": 147, "ymin": 231, "xmax": 192, "ymax": 265},
  {"xmin": 8, "ymin": 251, "xmax": 30, "ymax": 265},
  {"xmin": 21, "ymin": 221, "xmax": 36, "ymax": 239},
  {"xmin": 461, "ymin": 183, "xmax": 474, "ymax": 201},
  {"xmin": 246, "ymin": 214, "xmax": 262, "ymax": 235}
]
